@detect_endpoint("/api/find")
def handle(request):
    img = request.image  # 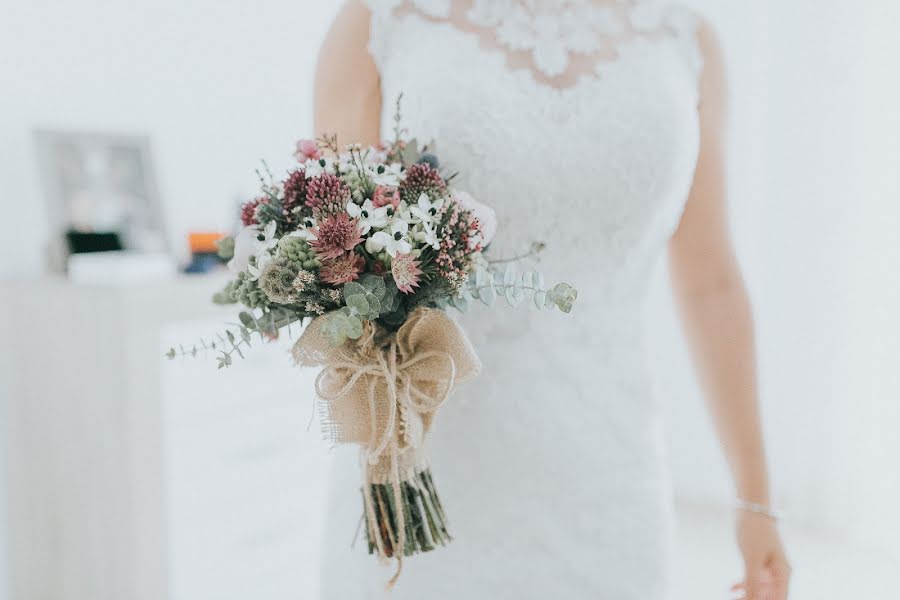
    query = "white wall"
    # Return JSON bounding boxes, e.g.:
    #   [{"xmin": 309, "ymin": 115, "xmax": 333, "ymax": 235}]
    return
[
  {"xmin": 0, "ymin": 0, "xmax": 342, "ymax": 277},
  {"xmin": 657, "ymin": 0, "xmax": 900, "ymax": 560},
  {"xmin": 0, "ymin": 1, "xmax": 342, "ymax": 597}
]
